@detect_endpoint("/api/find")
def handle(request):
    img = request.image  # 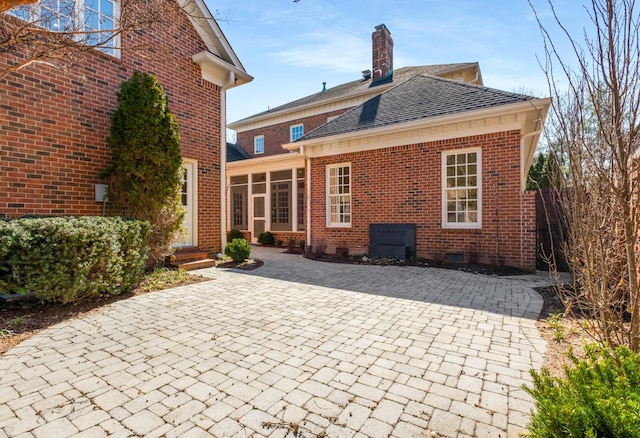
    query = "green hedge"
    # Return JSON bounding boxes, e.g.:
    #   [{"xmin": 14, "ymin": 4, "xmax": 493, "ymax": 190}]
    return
[
  {"xmin": 0, "ymin": 217, "xmax": 151, "ymax": 303},
  {"xmin": 524, "ymin": 345, "xmax": 640, "ymax": 437}
]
